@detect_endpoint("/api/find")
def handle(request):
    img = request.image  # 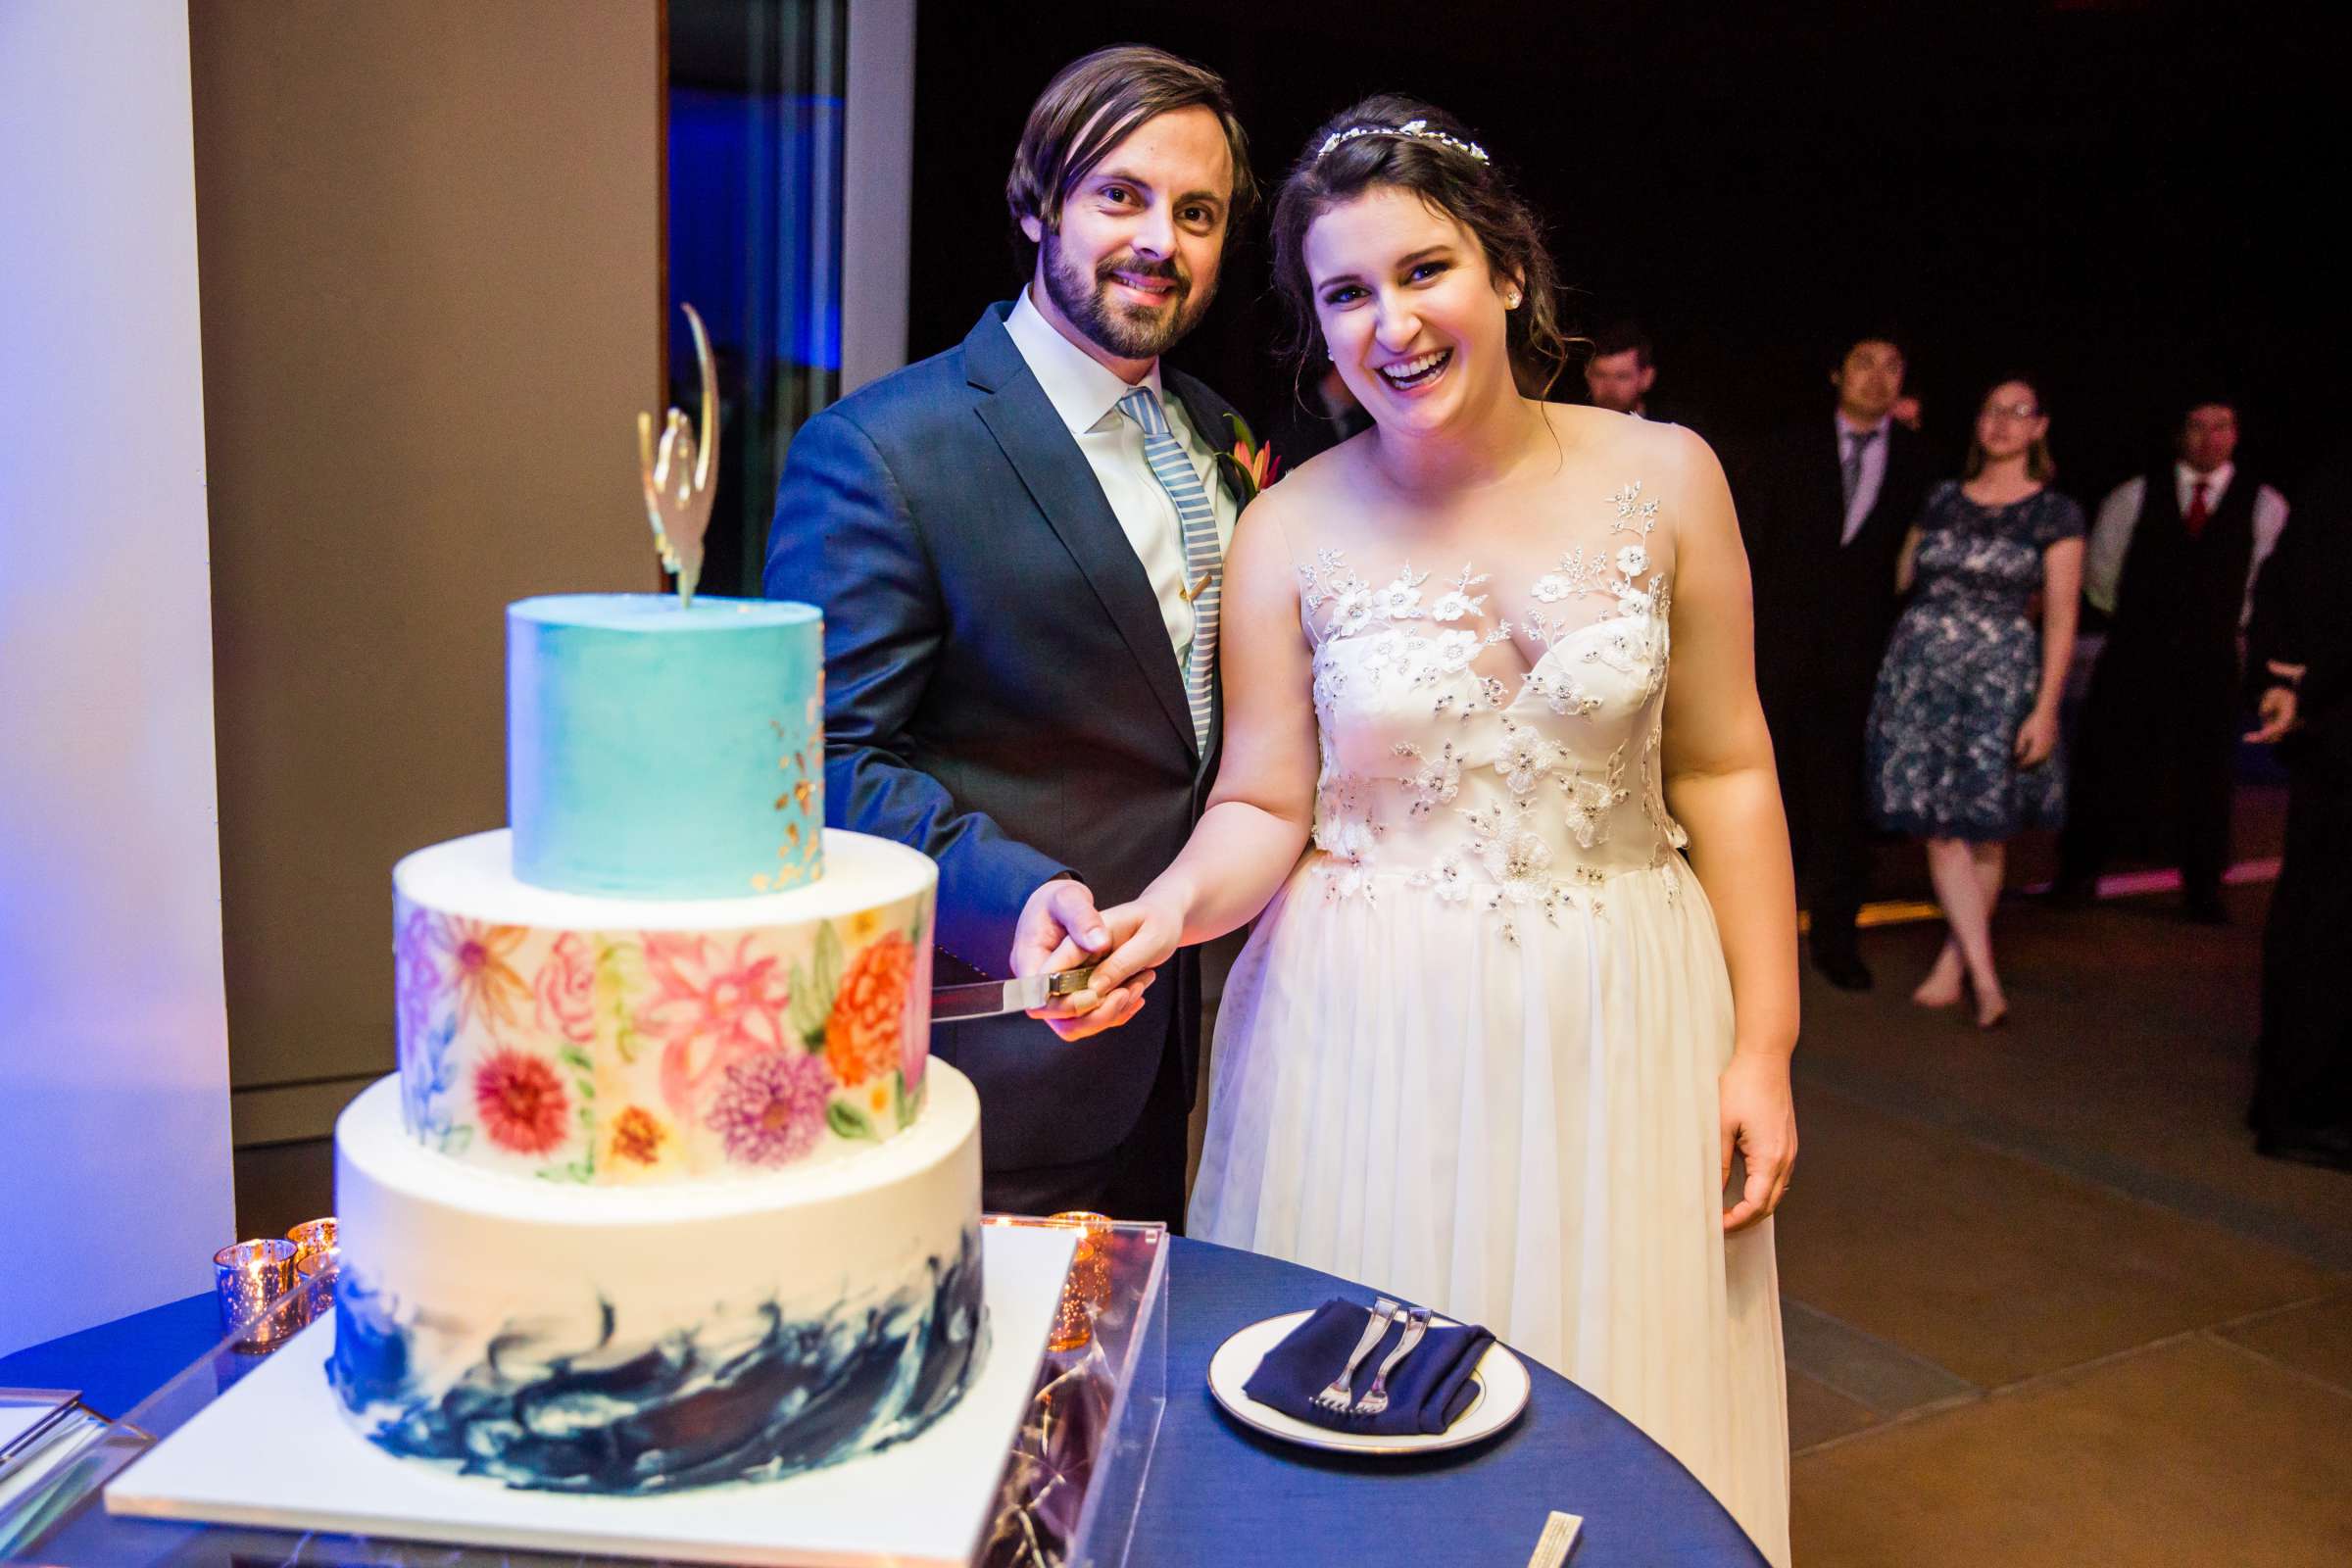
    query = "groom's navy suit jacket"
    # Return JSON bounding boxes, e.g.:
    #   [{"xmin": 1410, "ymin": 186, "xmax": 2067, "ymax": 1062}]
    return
[{"xmin": 762, "ymin": 303, "xmax": 1240, "ymax": 1179}]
